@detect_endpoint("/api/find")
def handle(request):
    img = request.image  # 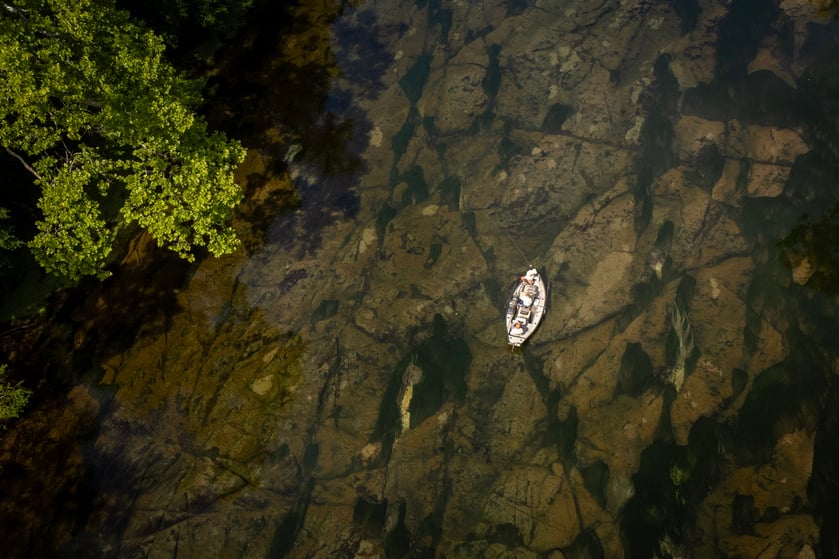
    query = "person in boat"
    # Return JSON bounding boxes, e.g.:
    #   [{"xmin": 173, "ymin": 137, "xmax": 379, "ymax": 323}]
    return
[
  {"xmin": 520, "ymin": 268, "xmax": 538, "ymax": 285},
  {"xmin": 511, "ymin": 320, "xmax": 526, "ymax": 335},
  {"xmin": 519, "ymin": 293, "xmax": 533, "ymax": 308}
]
